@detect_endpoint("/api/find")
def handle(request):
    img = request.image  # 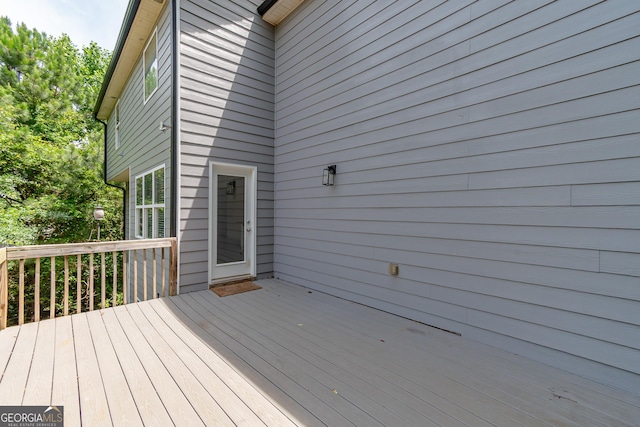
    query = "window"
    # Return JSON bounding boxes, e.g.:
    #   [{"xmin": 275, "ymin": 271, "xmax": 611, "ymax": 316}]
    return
[
  {"xmin": 135, "ymin": 166, "xmax": 165, "ymax": 238},
  {"xmin": 114, "ymin": 100, "xmax": 120, "ymax": 149},
  {"xmin": 143, "ymin": 30, "xmax": 158, "ymax": 102}
]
